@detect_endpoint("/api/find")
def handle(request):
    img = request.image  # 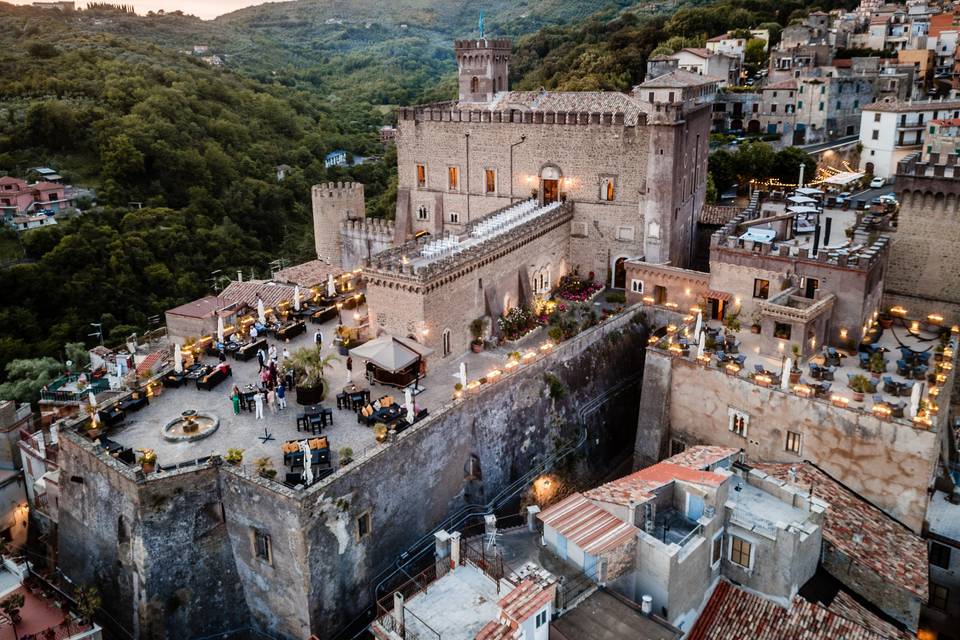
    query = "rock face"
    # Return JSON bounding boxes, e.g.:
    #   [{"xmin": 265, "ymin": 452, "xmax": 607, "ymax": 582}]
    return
[{"xmin": 57, "ymin": 308, "xmax": 649, "ymax": 639}]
